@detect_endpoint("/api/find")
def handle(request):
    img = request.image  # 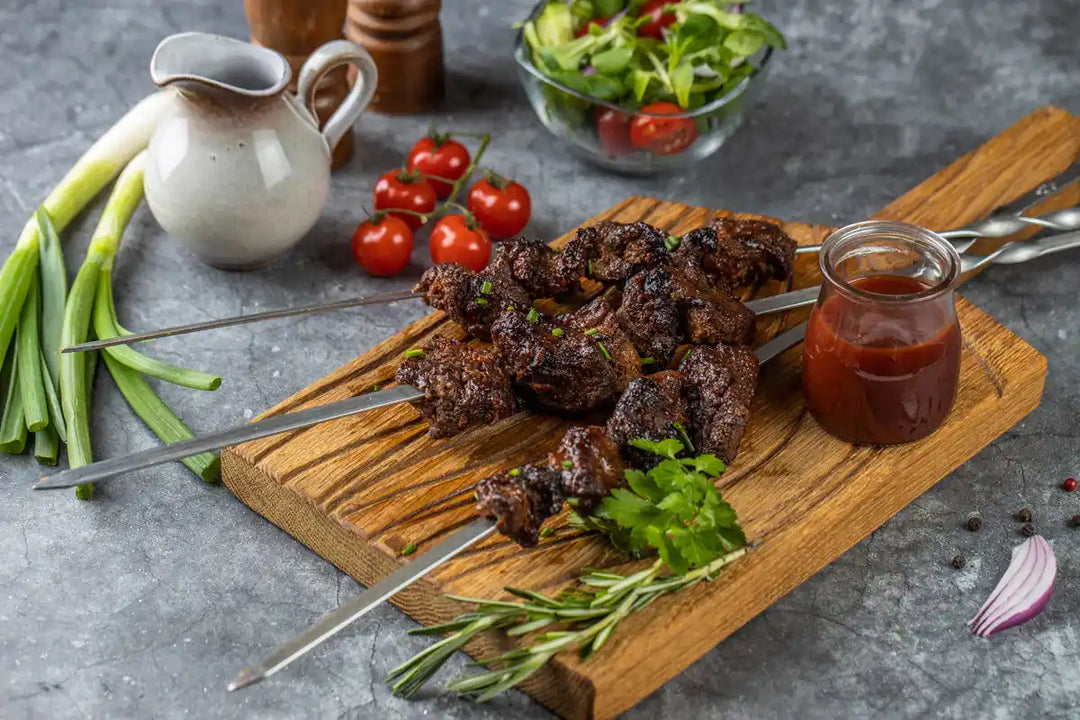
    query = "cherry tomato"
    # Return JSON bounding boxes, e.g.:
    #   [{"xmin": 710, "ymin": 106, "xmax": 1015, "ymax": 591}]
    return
[
  {"xmin": 629, "ymin": 101, "xmax": 698, "ymax": 155},
  {"xmin": 637, "ymin": 0, "xmax": 679, "ymax": 39},
  {"xmin": 373, "ymin": 170, "xmax": 436, "ymax": 230},
  {"xmin": 594, "ymin": 107, "xmax": 634, "ymax": 158},
  {"xmin": 351, "ymin": 215, "xmax": 414, "ymax": 277},
  {"xmin": 406, "ymin": 136, "xmax": 471, "ymax": 198},
  {"xmin": 430, "ymin": 215, "xmax": 492, "ymax": 272},
  {"xmin": 574, "ymin": 17, "xmax": 609, "ymax": 37},
  {"xmin": 466, "ymin": 176, "xmax": 531, "ymax": 240}
]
